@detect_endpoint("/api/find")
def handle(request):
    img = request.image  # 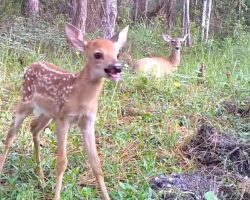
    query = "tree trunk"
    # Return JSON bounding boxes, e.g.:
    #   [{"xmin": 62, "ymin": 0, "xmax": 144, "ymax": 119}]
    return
[
  {"xmin": 165, "ymin": 0, "xmax": 176, "ymax": 31},
  {"xmin": 69, "ymin": 0, "xmax": 88, "ymax": 33},
  {"xmin": 103, "ymin": 0, "xmax": 117, "ymax": 39},
  {"xmin": 144, "ymin": 0, "xmax": 148, "ymax": 21},
  {"xmin": 86, "ymin": 0, "xmax": 103, "ymax": 32},
  {"xmin": 201, "ymin": 0, "xmax": 207, "ymax": 41},
  {"xmin": 134, "ymin": 0, "xmax": 148, "ymax": 22},
  {"xmin": 205, "ymin": 0, "xmax": 212, "ymax": 42},
  {"xmin": 134, "ymin": 0, "xmax": 139, "ymax": 22},
  {"xmin": 183, "ymin": 0, "xmax": 192, "ymax": 46},
  {"xmin": 237, "ymin": 0, "xmax": 242, "ymax": 22},
  {"xmin": 25, "ymin": 0, "xmax": 39, "ymax": 17},
  {"xmin": 201, "ymin": 0, "xmax": 212, "ymax": 42}
]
